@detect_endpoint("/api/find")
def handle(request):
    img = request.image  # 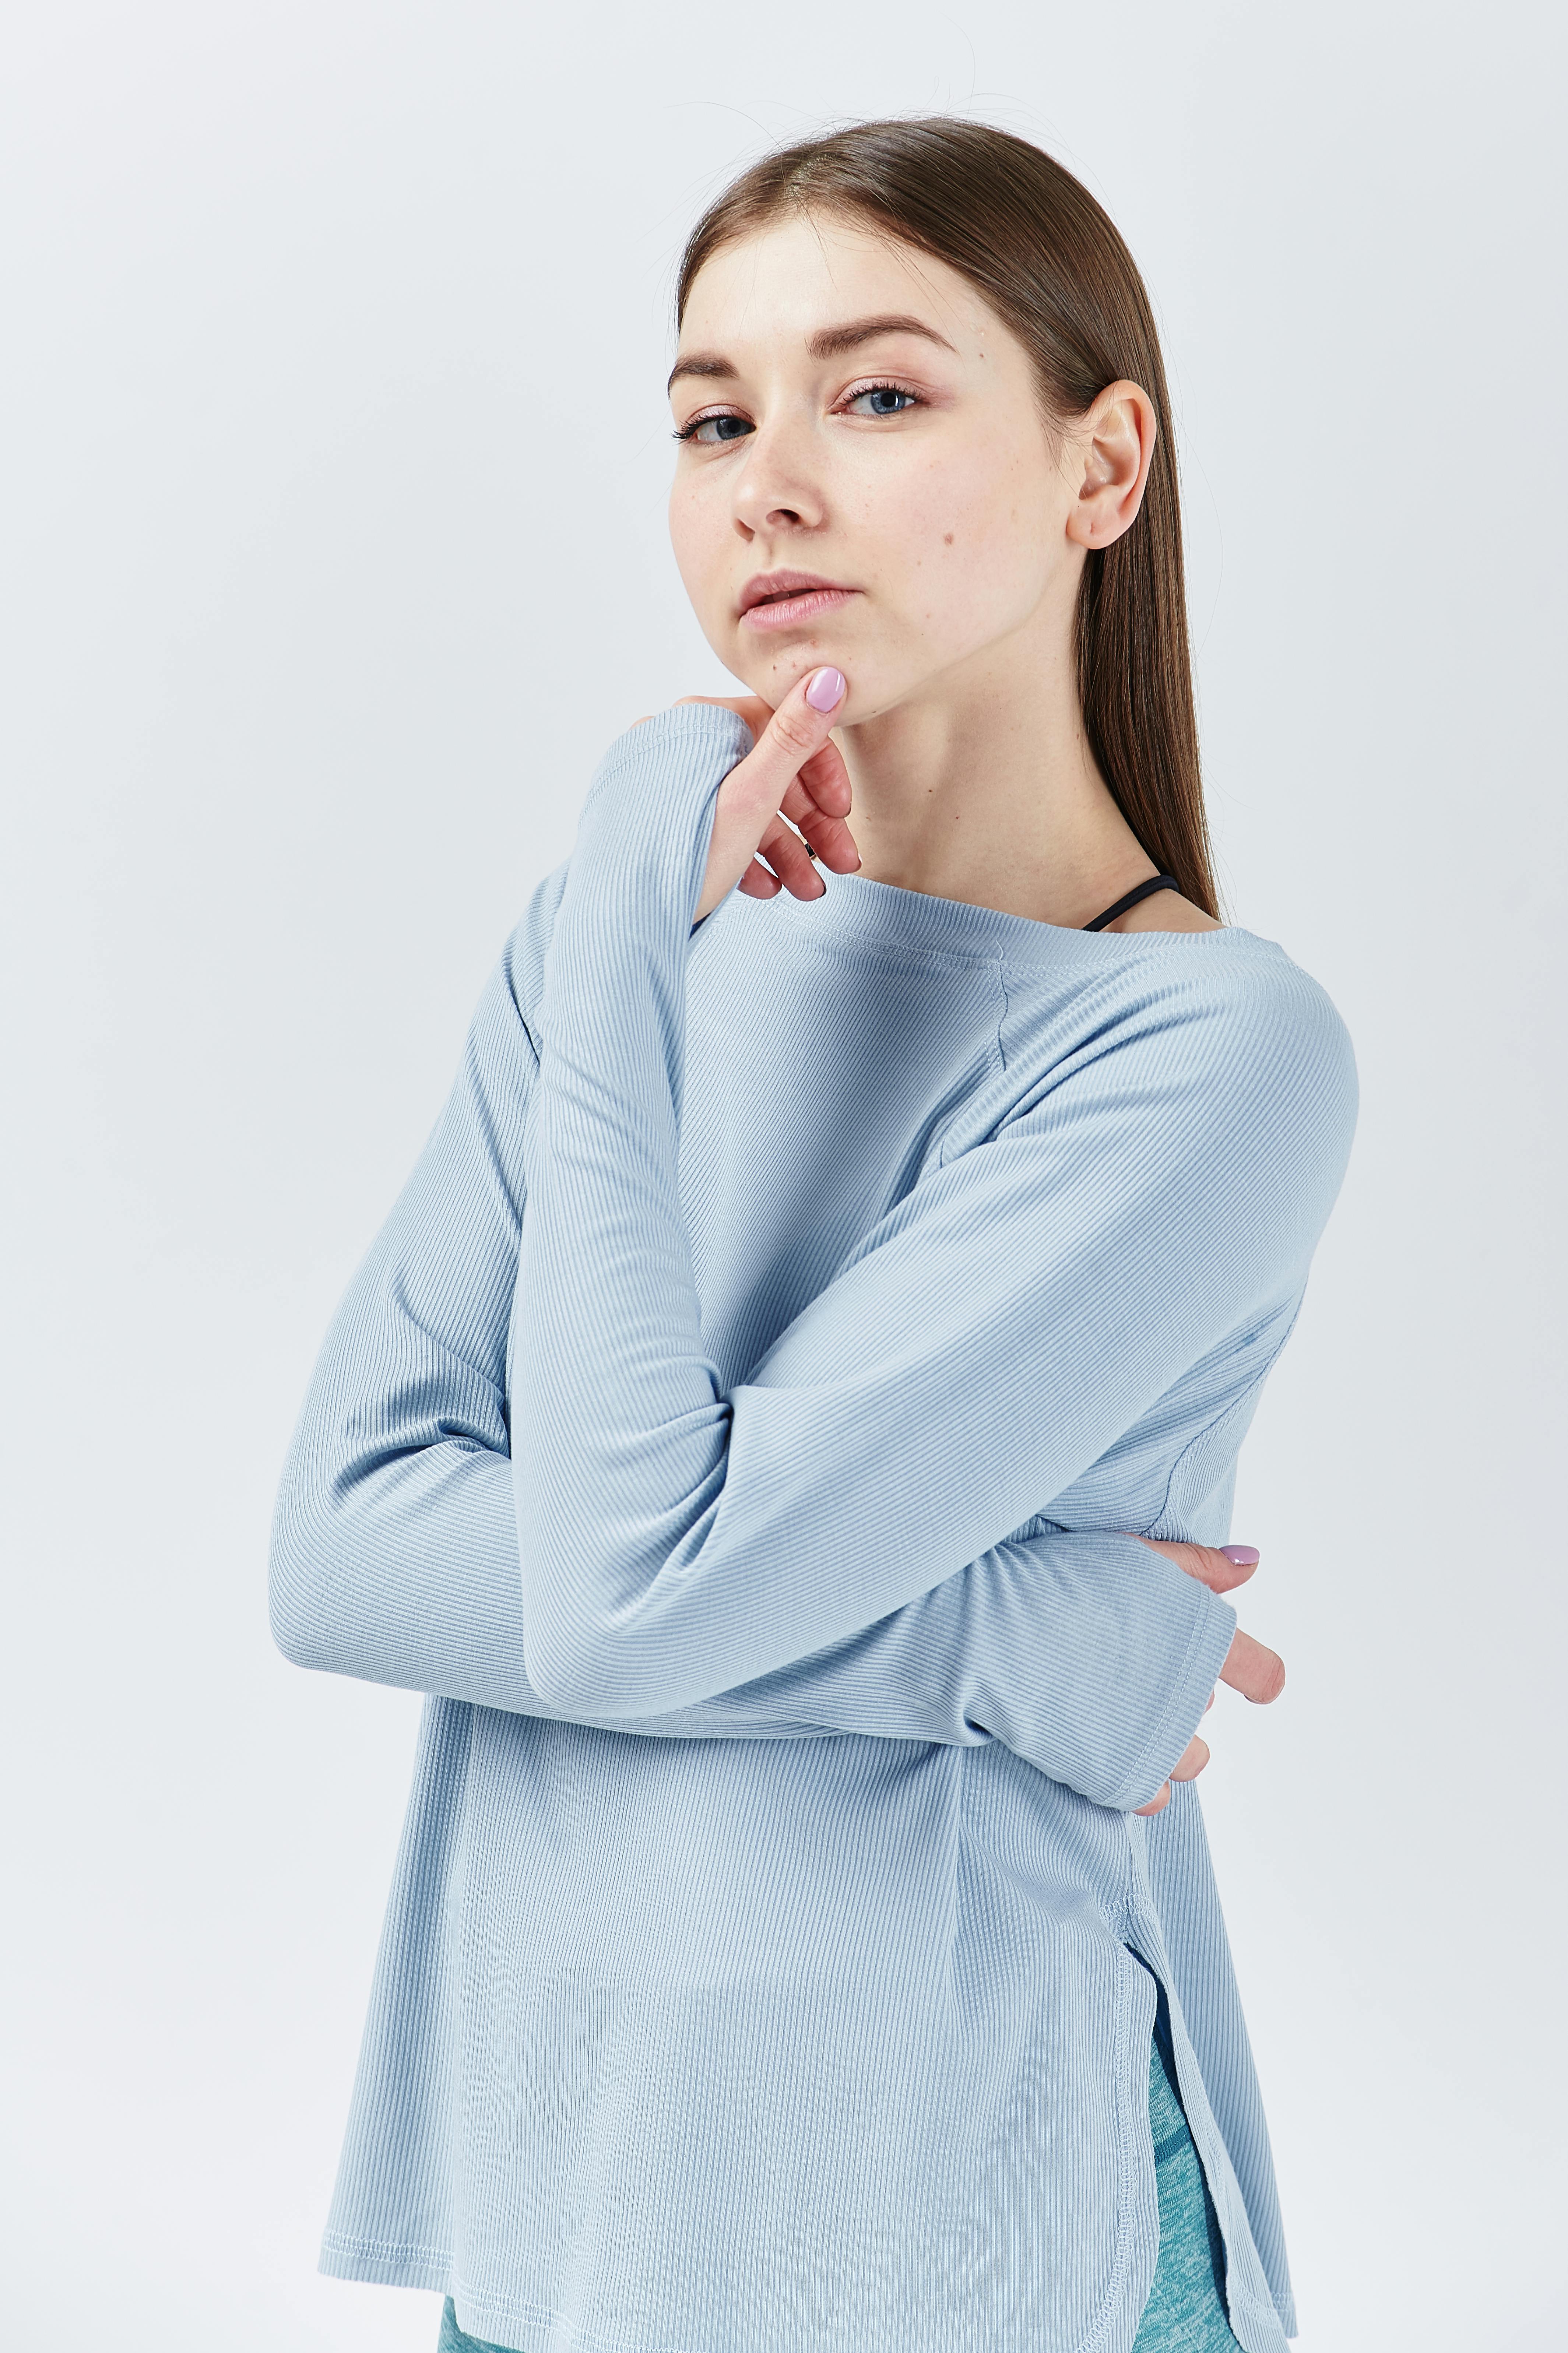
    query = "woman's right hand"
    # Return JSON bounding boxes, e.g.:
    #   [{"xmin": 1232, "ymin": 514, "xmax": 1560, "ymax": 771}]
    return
[
  {"xmin": 631, "ymin": 678, "xmax": 861, "ymax": 916},
  {"xmin": 1128, "ymin": 1539, "xmax": 1285, "ymax": 1816}
]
